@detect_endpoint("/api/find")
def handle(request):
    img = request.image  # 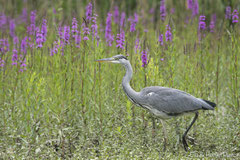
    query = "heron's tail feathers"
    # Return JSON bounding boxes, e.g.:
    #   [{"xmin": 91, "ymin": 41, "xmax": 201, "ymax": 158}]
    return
[{"xmin": 202, "ymin": 99, "xmax": 216, "ymax": 109}]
